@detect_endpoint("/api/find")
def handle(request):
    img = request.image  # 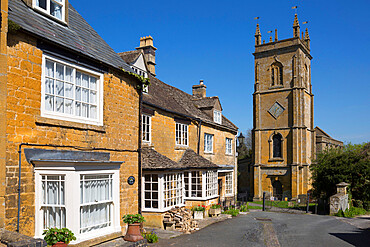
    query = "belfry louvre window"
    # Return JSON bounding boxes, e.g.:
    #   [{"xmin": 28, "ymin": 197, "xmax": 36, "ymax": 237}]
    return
[
  {"xmin": 142, "ymin": 115, "xmax": 151, "ymax": 142},
  {"xmin": 273, "ymin": 134, "xmax": 283, "ymax": 158},
  {"xmin": 42, "ymin": 55, "xmax": 103, "ymax": 125},
  {"xmin": 34, "ymin": 0, "xmax": 66, "ymax": 21},
  {"xmin": 271, "ymin": 62, "xmax": 283, "ymax": 86},
  {"xmin": 176, "ymin": 123, "xmax": 188, "ymax": 146},
  {"xmin": 80, "ymin": 174, "xmax": 113, "ymax": 234},
  {"xmin": 41, "ymin": 175, "xmax": 66, "ymax": 229}
]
